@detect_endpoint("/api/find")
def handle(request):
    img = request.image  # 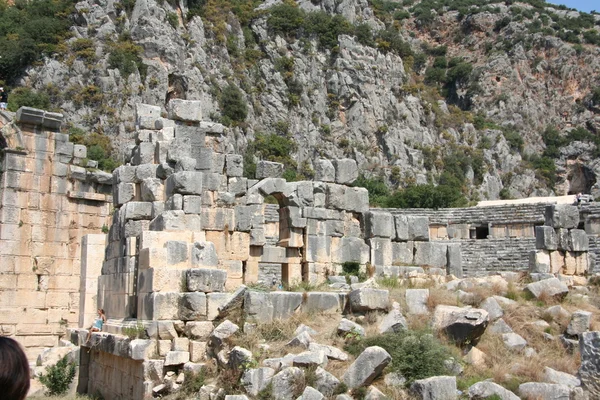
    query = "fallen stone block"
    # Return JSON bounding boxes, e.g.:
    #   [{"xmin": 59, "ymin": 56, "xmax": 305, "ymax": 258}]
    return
[
  {"xmin": 406, "ymin": 289, "xmax": 429, "ymax": 315},
  {"xmin": 502, "ymin": 332, "xmax": 527, "ymax": 351},
  {"xmin": 348, "ymin": 288, "xmax": 389, "ymax": 313},
  {"xmin": 293, "ymin": 350, "xmax": 328, "ymax": 369},
  {"xmin": 468, "ymin": 381, "xmax": 519, "ymax": 400},
  {"xmin": 308, "ymin": 343, "xmax": 348, "ymax": 361},
  {"xmin": 271, "ymin": 367, "xmax": 305, "ymax": 400},
  {"xmin": 543, "ymin": 366, "xmax": 580, "ymax": 388},
  {"xmin": 184, "ymin": 321, "xmax": 213, "ymax": 340},
  {"xmin": 432, "ymin": 305, "xmax": 489, "ymax": 346},
  {"xmin": 480, "ymin": 297, "xmax": 503, "ymax": 321},
  {"xmin": 525, "ymin": 278, "xmax": 569, "ymax": 300},
  {"xmin": 337, "ymin": 318, "xmax": 365, "ymax": 338},
  {"xmin": 410, "ymin": 375, "xmax": 457, "ymax": 400},
  {"xmin": 241, "ymin": 367, "xmax": 276, "ymax": 397},
  {"xmin": 342, "ymin": 346, "xmax": 391, "ymax": 389},
  {"xmin": 378, "ymin": 307, "xmax": 407, "ymax": 334},
  {"xmin": 229, "ymin": 346, "xmax": 254, "ymax": 371},
  {"xmin": 518, "ymin": 382, "xmax": 570, "ymax": 400}
]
